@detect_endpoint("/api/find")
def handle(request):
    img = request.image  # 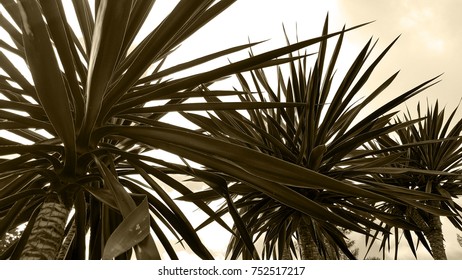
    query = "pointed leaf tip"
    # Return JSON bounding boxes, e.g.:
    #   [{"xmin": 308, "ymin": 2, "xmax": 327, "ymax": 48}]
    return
[{"xmin": 102, "ymin": 198, "xmax": 156, "ymax": 260}]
